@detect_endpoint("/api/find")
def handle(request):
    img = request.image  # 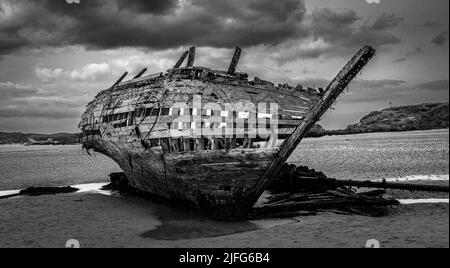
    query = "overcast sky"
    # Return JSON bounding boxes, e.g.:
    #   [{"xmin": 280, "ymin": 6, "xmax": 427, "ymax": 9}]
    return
[{"xmin": 0, "ymin": 0, "xmax": 448, "ymax": 133}]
